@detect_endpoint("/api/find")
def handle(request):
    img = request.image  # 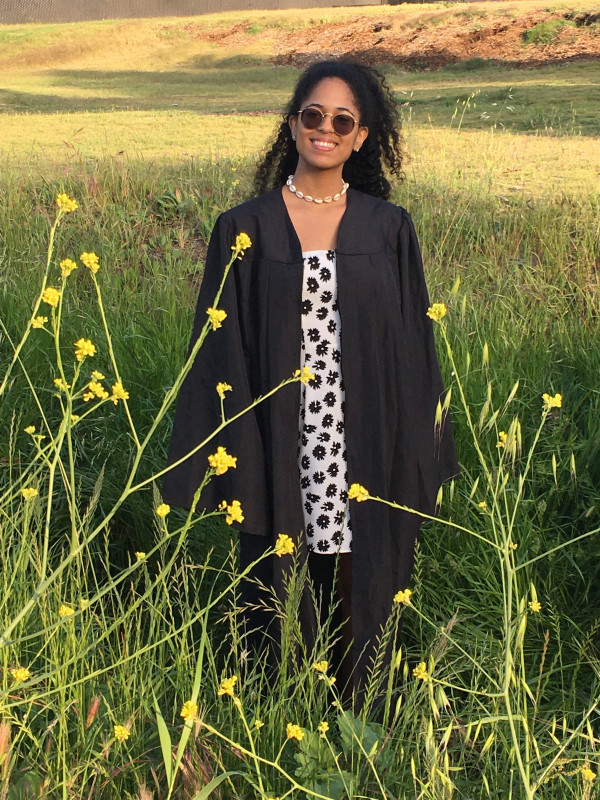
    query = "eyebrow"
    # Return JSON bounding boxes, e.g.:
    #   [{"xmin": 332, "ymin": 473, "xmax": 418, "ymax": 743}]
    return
[{"xmin": 303, "ymin": 103, "xmax": 355, "ymax": 114}]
